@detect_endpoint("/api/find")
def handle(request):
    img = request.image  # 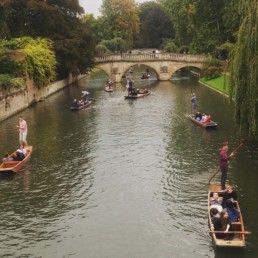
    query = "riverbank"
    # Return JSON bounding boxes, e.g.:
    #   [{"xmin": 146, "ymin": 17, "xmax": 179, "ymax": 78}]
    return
[
  {"xmin": 199, "ymin": 75, "xmax": 229, "ymax": 97},
  {"xmin": 0, "ymin": 74, "xmax": 87, "ymax": 122}
]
